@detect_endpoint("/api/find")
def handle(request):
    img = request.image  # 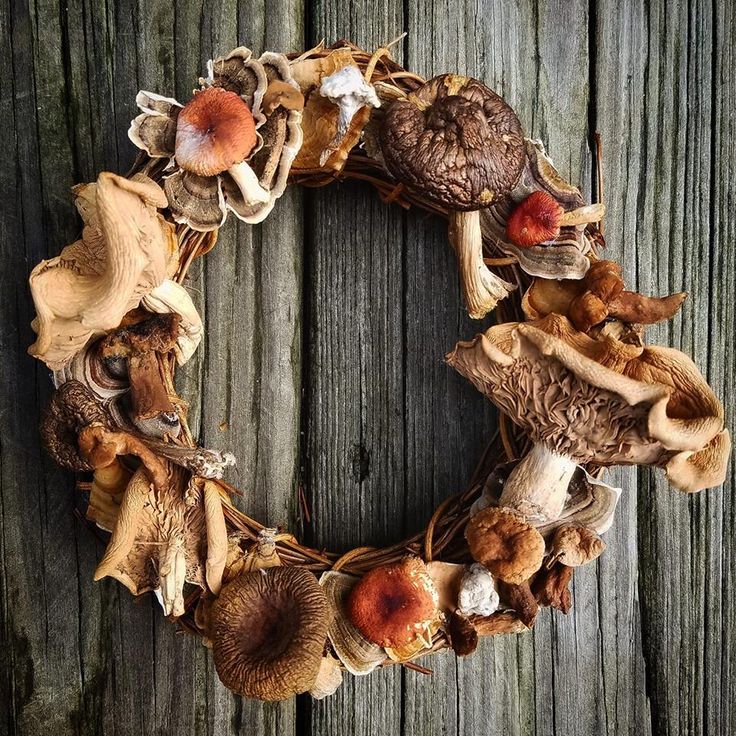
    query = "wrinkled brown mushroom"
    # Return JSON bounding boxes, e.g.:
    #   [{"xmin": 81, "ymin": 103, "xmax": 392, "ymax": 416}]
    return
[
  {"xmin": 523, "ymin": 260, "xmax": 688, "ymax": 332},
  {"xmin": 547, "ymin": 525, "xmax": 605, "ymax": 568},
  {"xmin": 531, "ymin": 563, "xmax": 573, "ymax": 613},
  {"xmin": 28, "ymin": 173, "xmax": 177, "ymax": 369},
  {"xmin": 98, "ymin": 313, "xmax": 181, "ymax": 438},
  {"xmin": 446, "ymin": 611, "xmax": 479, "ymax": 656},
  {"xmin": 447, "ymin": 313, "xmax": 730, "ymax": 523},
  {"xmin": 380, "ymin": 74, "xmax": 525, "ymax": 318},
  {"xmin": 465, "ymin": 507, "xmax": 545, "ymax": 584},
  {"xmin": 212, "ymin": 567, "xmax": 331, "ymax": 700},
  {"xmin": 346, "ymin": 556, "xmax": 440, "ymax": 650},
  {"xmin": 496, "ymin": 580, "xmax": 538, "ymax": 628}
]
